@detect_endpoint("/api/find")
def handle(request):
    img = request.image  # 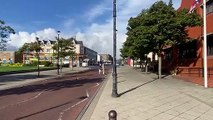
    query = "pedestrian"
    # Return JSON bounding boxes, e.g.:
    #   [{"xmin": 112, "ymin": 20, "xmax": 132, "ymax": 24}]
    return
[
  {"xmin": 99, "ymin": 62, "xmax": 102, "ymax": 74},
  {"xmin": 102, "ymin": 63, "xmax": 105, "ymax": 75}
]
